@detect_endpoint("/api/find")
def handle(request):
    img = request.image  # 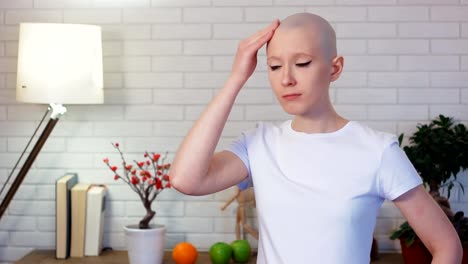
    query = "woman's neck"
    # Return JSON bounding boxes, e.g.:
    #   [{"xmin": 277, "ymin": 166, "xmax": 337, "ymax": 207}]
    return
[{"xmin": 291, "ymin": 111, "xmax": 349, "ymax": 134}]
